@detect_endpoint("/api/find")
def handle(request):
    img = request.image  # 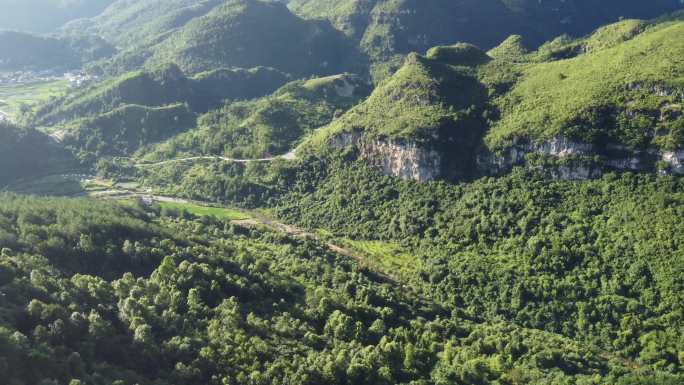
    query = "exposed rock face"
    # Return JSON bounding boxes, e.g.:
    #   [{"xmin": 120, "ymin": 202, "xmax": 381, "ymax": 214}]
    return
[
  {"xmin": 480, "ymin": 136, "xmax": 594, "ymax": 174},
  {"xmin": 662, "ymin": 150, "xmax": 684, "ymax": 174},
  {"xmin": 330, "ymin": 132, "xmax": 442, "ymax": 181},
  {"xmin": 481, "ymin": 135, "xmax": 684, "ymax": 180},
  {"xmin": 331, "ymin": 131, "xmax": 684, "ymax": 182},
  {"xmin": 626, "ymin": 82, "xmax": 684, "ymax": 101}
]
